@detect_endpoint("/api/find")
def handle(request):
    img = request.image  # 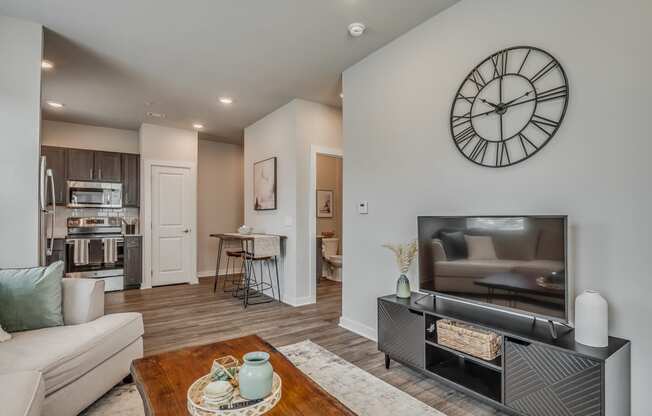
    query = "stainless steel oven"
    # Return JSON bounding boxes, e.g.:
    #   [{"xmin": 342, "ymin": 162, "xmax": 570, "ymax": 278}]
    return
[
  {"xmin": 65, "ymin": 217, "xmax": 124, "ymax": 291},
  {"xmin": 66, "ymin": 181, "xmax": 122, "ymax": 209}
]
